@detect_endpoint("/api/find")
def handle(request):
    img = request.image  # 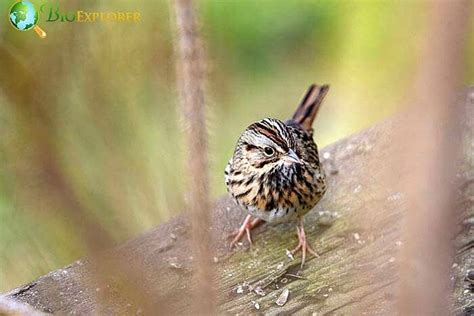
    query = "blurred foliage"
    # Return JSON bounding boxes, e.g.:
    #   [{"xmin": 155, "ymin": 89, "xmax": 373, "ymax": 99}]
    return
[{"xmin": 0, "ymin": 0, "xmax": 473, "ymax": 291}]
